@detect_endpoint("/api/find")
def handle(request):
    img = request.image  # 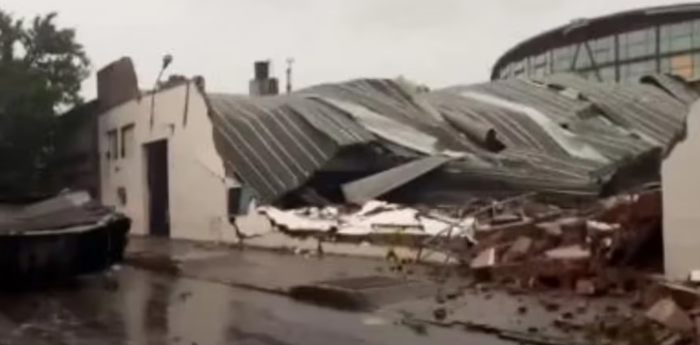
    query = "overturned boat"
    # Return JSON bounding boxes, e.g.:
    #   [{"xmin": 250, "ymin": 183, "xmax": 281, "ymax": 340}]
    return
[{"xmin": 0, "ymin": 191, "xmax": 130, "ymax": 283}]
